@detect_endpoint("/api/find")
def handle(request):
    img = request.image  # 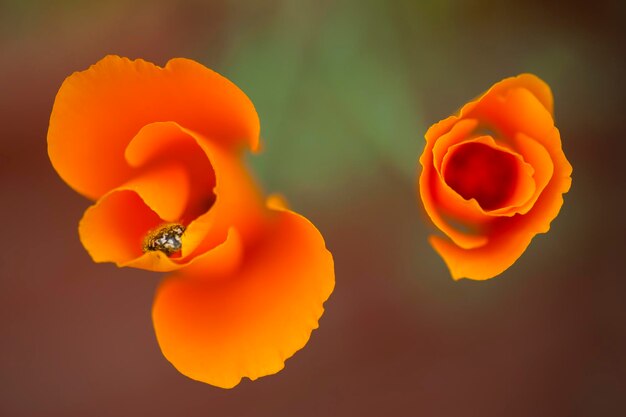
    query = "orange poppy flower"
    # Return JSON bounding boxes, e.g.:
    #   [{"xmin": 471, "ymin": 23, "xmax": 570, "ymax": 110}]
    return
[
  {"xmin": 418, "ymin": 74, "xmax": 572, "ymax": 280},
  {"xmin": 47, "ymin": 55, "xmax": 335, "ymax": 387}
]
